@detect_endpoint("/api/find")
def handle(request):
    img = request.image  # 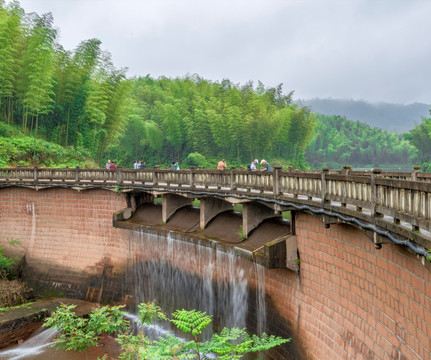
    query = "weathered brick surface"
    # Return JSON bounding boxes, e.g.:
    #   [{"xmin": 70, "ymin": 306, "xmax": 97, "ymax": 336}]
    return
[
  {"xmin": 291, "ymin": 213, "xmax": 431, "ymax": 360},
  {"xmin": 0, "ymin": 187, "xmax": 129, "ymax": 279},
  {"xmin": 1, "ymin": 188, "xmax": 430, "ymax": 359}
]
